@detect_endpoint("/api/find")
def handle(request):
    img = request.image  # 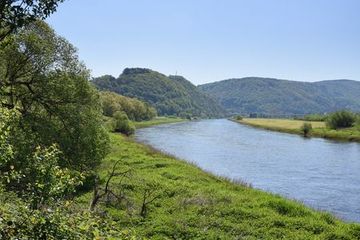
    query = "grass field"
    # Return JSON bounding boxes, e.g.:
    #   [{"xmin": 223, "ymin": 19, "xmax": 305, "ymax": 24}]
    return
[
  {"xmin": 241, "ymin": 118, "xmax": 326, "ymax": 129},
  {"xmin": 237, "ymin": 118, "xmax": 360, "ymax": 142},
  {"xmin": 76, "ymin": 132, "xmax": 360, "ymax": 239},
  {"xmin": 133, "ymin": 116, "xmax": 186, "ymax": 129}
]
